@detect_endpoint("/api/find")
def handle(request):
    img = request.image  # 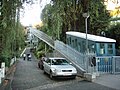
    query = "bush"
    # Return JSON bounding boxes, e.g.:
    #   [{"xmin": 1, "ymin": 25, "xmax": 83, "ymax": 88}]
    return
[{"xmin": 36, "ymin": 51, "xmax": 45, "ymax": 59}]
